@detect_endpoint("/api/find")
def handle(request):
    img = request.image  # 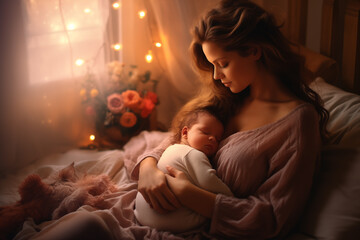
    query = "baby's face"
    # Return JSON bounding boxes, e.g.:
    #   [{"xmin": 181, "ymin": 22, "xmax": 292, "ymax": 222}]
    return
[{"xmin": 184, "ymin": 112, "xmax": 224, "ymax": 157}]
